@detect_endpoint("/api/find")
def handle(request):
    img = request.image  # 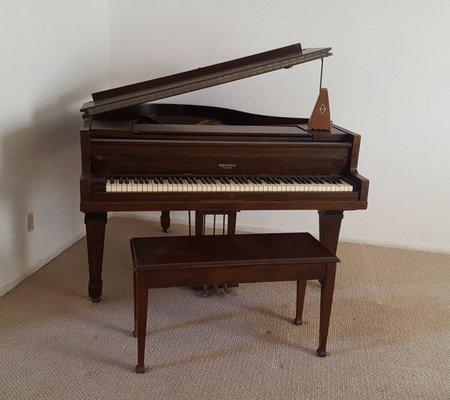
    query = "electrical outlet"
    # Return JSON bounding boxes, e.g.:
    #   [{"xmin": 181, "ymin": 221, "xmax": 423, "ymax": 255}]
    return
[{"xmin": 26, "ymin": 212, "xmax": 34, "ymax": 232}]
